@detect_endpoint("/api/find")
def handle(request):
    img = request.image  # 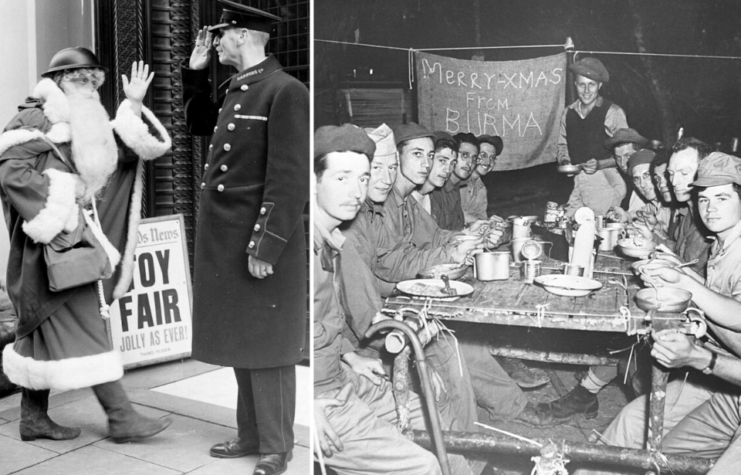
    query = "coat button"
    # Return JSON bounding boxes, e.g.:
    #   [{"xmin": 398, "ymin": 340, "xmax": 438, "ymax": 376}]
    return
[
  {"xmin": 260, "ymin": 207, "xmax": 267, "ymax": 215},
  {"xmin": 204, "ymin": 163, "xmax": 209, "ymax": 170},
  {"xmin": 209, "ymin": 144, "xmax": 213, "ymax": 151},
  {"xmin": 200, "ymin": 182, "xmax": 205, "ymax": 189},
  {"xmin": 228, "ymin": 123, "xmax": 235, "ymax": 131},
  {"xmin": 218, "ymin": 108, "xmax": 222, "ymax": 113},
  {"xmin": 213, "ymin": 126, "xmax": 218, "ymax": 132},
  {"xmin": 234, "ymin": 104, "xmax": 241, "ymax": 111},
  {"xmin": 217, "ymin": 184, "xmax": 225, "ymax": 192},
  {"xmin": 221, "ymin": 164, "xmax": 228, "ymax": 172},
  {"xmin": 248, "ymin": 241, "xmax": 255, "ymax": 249},
  {"xmin": 241, "ymin": 84, "xmax": 249, "ymax": 91},
  {"xmin": 254, "ymin": 224, "xmax": 261, "ymax": 232},
  {"xmin": 224, "ymin": 144, "xmax": 231, "ymax": 152}
]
